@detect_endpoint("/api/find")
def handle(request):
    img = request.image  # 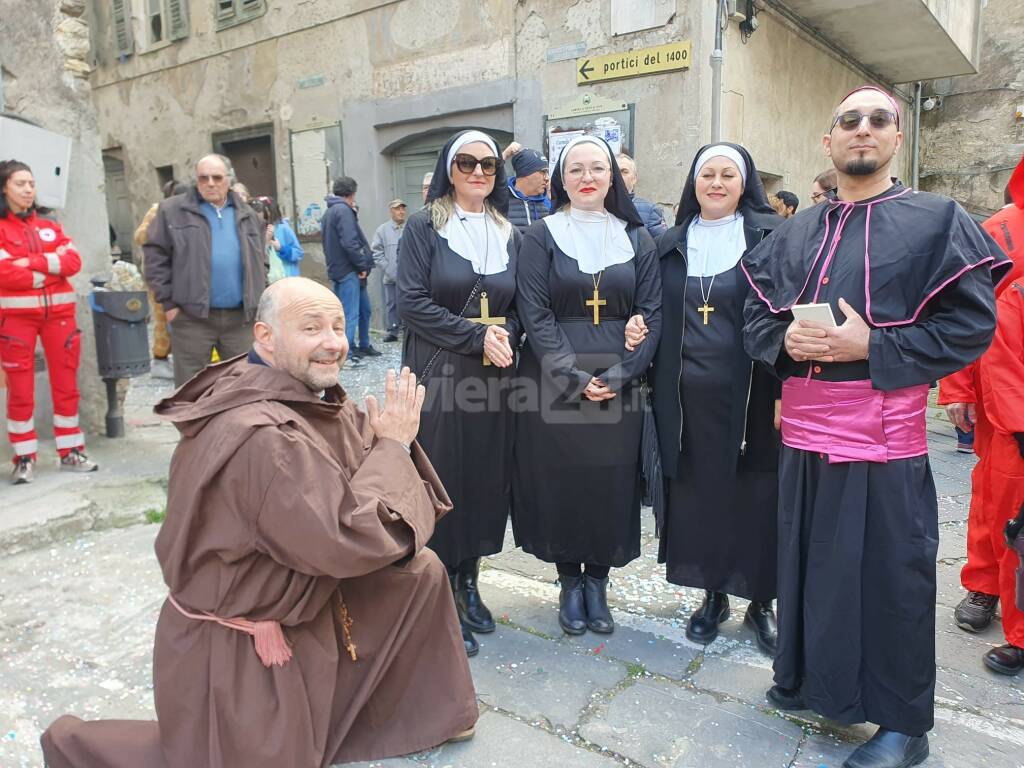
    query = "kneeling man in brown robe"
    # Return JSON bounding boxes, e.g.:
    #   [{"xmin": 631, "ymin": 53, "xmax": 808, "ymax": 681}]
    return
[{"xmin": 41, "ymin": 277, "xmax": 478, "ymax": 767}]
